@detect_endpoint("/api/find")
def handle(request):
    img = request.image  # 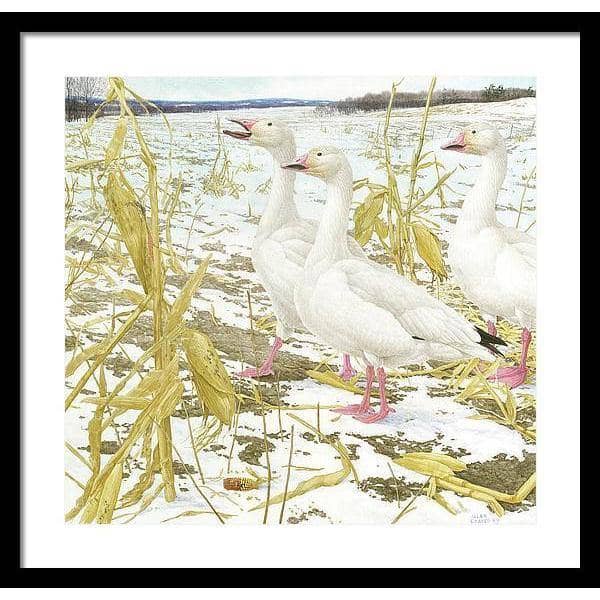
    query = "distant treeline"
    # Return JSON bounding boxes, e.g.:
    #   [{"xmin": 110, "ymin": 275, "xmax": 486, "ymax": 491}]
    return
[
  {"xmin": 66, "ymin": 93, "xmax": 329, "ymax": 121},
  {"xmin": 319, "ymin": 84, "xmax": 536, "ymax": 115},
  {"xmin": 95, "ymin": 97, "xmax": 329, "ymax": 116}
]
